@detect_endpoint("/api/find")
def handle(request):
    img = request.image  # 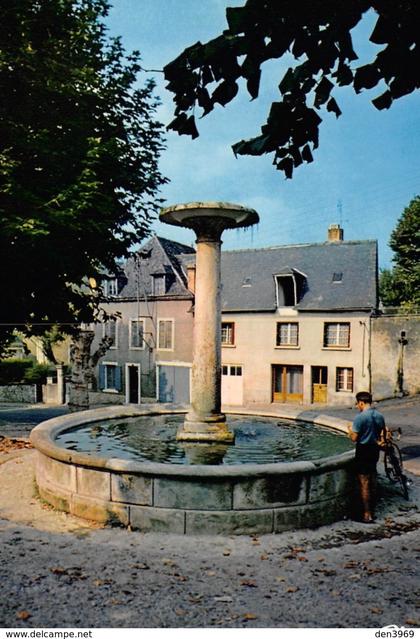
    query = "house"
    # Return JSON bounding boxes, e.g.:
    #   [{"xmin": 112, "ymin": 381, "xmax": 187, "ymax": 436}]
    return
[
  {"xmin": 96, "ymin": 225, "xmax": 412, "ymax": 407},
  {"xmin": 183, "ymin": 224, "xmax": 379, "ymax": 407},
  {"xmin": 92, "ymin": 235, "xmax": 195, "ymax": 403}
]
